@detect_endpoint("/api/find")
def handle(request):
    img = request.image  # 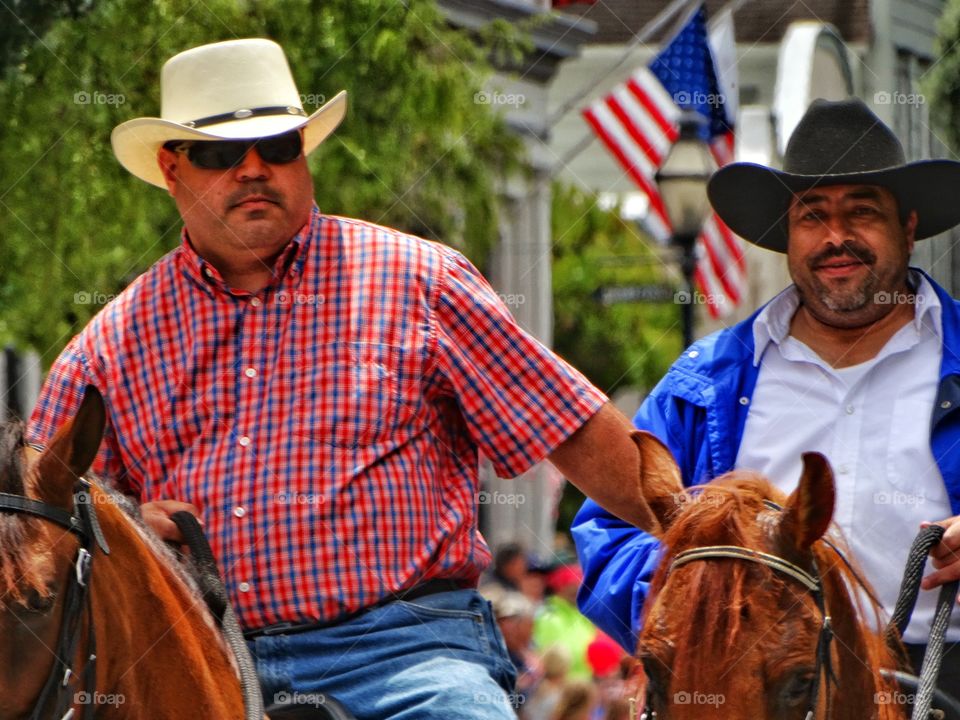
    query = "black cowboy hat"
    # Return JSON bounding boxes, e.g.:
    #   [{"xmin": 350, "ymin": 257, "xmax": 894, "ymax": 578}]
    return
[{"xmin": 707, "ymin": 97, "xmax": 960, "ymax": 252}]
